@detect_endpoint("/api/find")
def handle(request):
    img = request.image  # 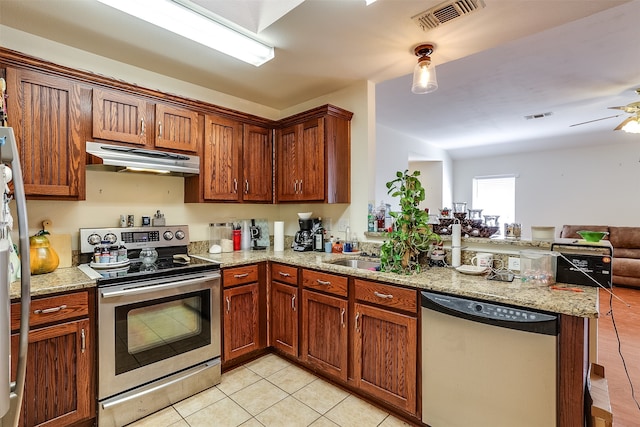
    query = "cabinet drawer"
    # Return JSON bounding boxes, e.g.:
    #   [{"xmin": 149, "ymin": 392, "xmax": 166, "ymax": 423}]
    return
[
  {"xmin": 223, "ymin": 264, "xmax": 259, "ymax": 287},
  {"xmin": 354, "ymin": 279, "xmax": 417, "ymax": 313},
  {"xmin": 11, "ymin": 291, "xmax": 89, "ymax": 330},
  {"xmin": 271, "ymin": 263, "xmax": 298, "ymax": 286},
  {"xmin": 302, "ymin": 270, "xmax": 347, "ymax": 297}
]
